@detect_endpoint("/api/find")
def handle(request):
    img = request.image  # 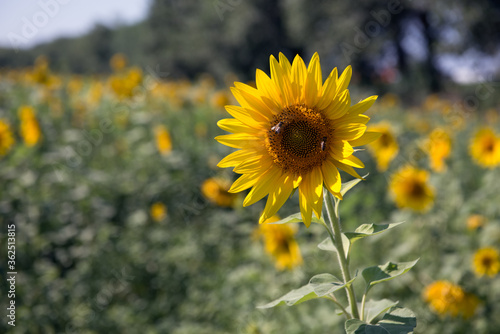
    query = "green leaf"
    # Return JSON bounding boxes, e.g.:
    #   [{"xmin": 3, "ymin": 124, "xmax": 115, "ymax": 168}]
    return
[
  {"xmin": 345, "ymin": 307, "xmax": 416, "ymax": 334},
  {"xmin": 340, "ymin": 174, "xmax": 368, "ymax": 196},
  {"xmin": 257, "ymin": 273, "xmax": 350, "ymax": 309},
  {"xmin": 378, "ymin": 307, "xmax": 416, "ymax": 333},
  {"xmin": 317, "ymin": 233, "xmax": 350, "ymax": 257},
  {"xmin": 344, "ymin": 222, "xmax": 405, "ymax": 244},
  {"xmin": 270, "ymin": 212, "xmax": 324, "ymax": 226},
  {"xmin": 362, "ymin": 259, "xmax": 419, "ymax": 290},
  {"xmin": 364, "ymin": 299, "xmax": 399, "ymax": 324}
]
